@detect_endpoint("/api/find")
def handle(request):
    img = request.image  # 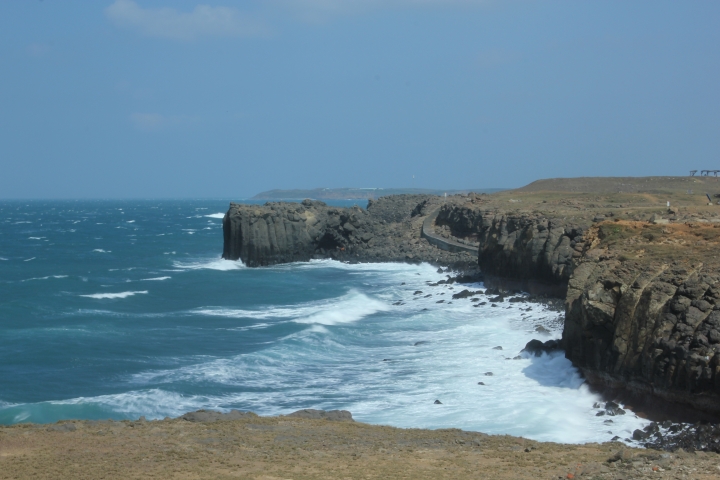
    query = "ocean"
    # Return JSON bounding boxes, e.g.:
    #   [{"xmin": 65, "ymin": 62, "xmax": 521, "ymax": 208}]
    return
[{"xmin": 0, "ymin": 199, "xmax": 648, "ymax": 443}]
